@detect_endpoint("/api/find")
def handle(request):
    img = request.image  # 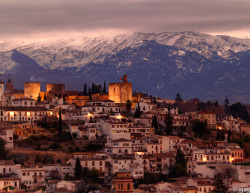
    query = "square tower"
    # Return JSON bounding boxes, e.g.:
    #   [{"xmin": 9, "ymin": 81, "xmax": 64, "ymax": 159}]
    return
[
  {"xmin": 109, "ymin": 75, "xmax": 132, "ymax": 103},
  {"xmin": 24, "ymin": 82, "xmax": 41, "ymax": 100}
]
